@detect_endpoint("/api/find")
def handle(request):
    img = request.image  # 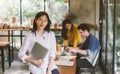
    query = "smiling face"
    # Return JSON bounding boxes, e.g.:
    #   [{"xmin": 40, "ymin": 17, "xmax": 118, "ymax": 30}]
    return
[{"xmin": 35, "ymin": 15, "xmax": 48, "ymax": 31}]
